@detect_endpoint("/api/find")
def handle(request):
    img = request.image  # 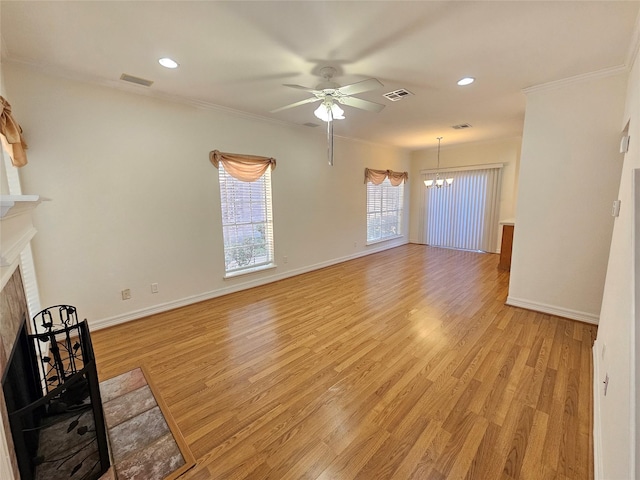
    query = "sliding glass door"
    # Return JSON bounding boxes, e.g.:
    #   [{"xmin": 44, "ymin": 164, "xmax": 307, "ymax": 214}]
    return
[{"xmin": 423, "ymin": 166, "xmax": 502, "ymax": 253}]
